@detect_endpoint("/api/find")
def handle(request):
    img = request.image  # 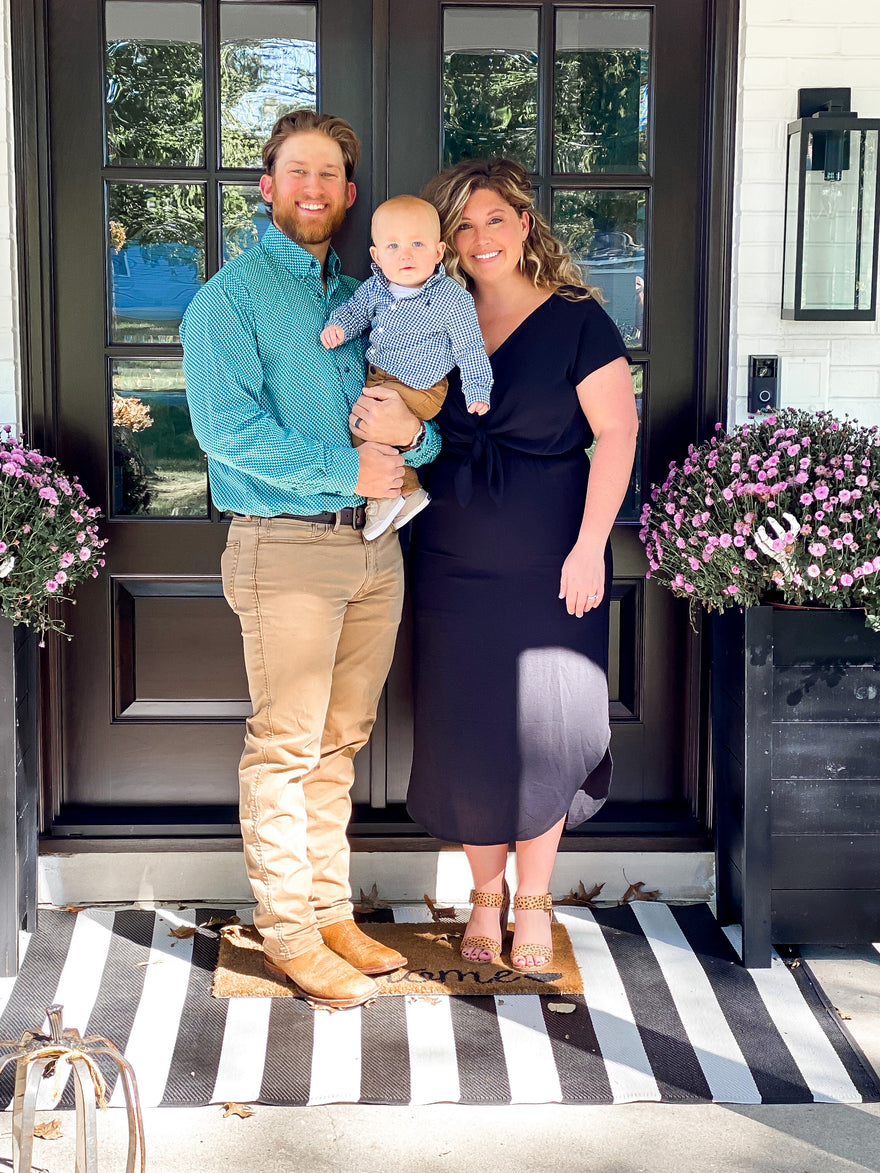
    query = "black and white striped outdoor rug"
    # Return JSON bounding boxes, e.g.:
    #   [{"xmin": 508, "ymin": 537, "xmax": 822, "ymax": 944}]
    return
[{"xmin": 1, "ymin": 904, "xmax": 878, "ymax": 1107}]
